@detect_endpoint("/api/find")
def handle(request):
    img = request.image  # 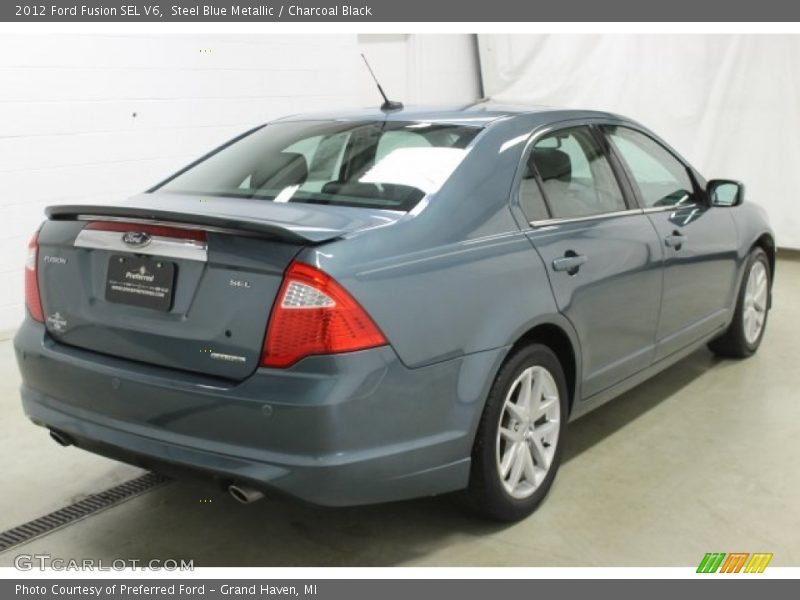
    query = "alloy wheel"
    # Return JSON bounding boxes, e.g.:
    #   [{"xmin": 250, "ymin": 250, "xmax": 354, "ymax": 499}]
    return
[
  {"xmin": 743, "ymin": 261, "xmax": 768, "ymax": 345},
  {"xmin": 495, "ymin": 365, "xmax": 561, "ymax": 499}
]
